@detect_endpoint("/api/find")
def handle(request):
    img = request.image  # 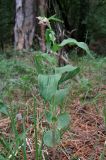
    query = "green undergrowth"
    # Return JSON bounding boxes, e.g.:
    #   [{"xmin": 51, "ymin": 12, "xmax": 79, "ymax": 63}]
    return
[
  {"xmin": 69, "ymin": 55, "xmax": 106, "ymax": 115},
  {"xmin": 0, "ymin": 52, "xmax": 106, "ymax": 159},
  {"xmin": 0, "ymin": 15, "xmax": 106, "ymax": 160},
  {"xmin": 0, "ymin": 53, "xmax": 37, "ymax": 98}
]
